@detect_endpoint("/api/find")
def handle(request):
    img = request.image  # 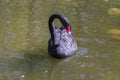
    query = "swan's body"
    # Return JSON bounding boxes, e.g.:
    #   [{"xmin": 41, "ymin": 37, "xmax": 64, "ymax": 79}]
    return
[{"xmin": 48, "ymin": 14, "xmax": 78, "ymax": 58}]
